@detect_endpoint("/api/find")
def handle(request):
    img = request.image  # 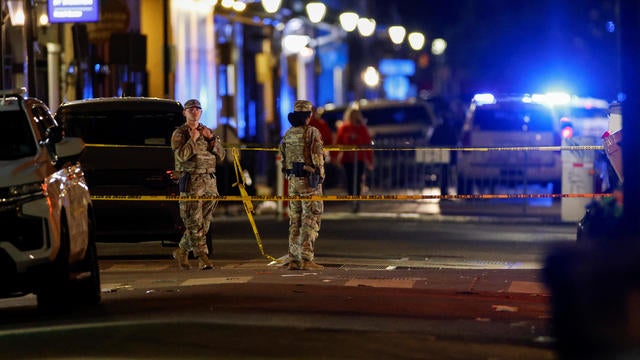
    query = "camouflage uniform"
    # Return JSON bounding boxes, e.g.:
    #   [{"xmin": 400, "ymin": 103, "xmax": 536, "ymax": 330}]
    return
[
  {"xmin": 279, "ymin": 100, "xmax": 325, "ymax": 269},
  {"xmin": 171, "ymin": 123, "xmax": 225, "ymax": 258}
]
